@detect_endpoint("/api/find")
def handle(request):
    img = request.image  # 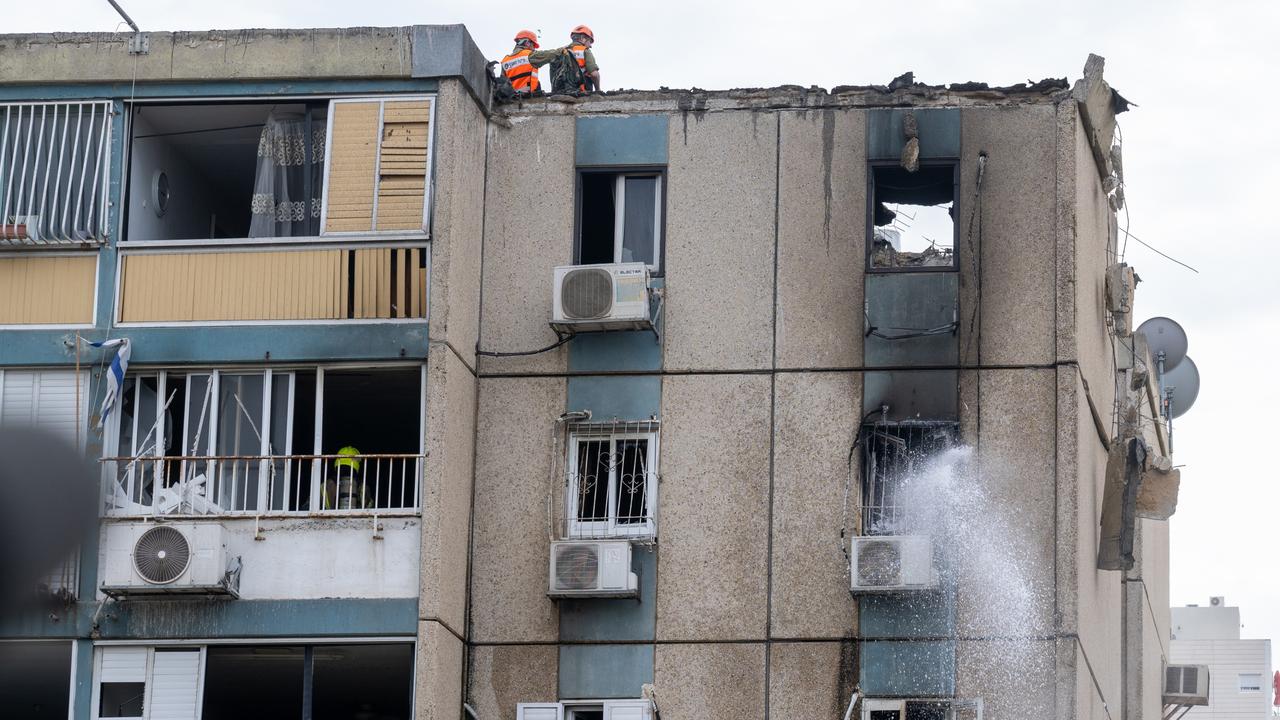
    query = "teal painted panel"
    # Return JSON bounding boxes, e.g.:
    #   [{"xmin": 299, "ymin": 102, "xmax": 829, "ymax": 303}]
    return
[
  {"xmin": 569, "ymin": 332, "xmax": 661, "ymax": 373},
  {"xmin": 0, "ymin": 598, "xmax": 417, "ymax": 639},
  {"xmin": 565, "ymin": 375, "xmax": 661, "ymax": 422},
  {"xmin": 859, "ymin": 593, "xmax": 955, "ymax": 638},
  {"xmin": 576, "ymin": 116, "xmax": 669, "ymax": 167},
  {"xmin": 864, "ymin": 273, "xmax": 959, "ymax": 367},
  {"xmin": 559, "ymin": 644, "xmax": 654, "ymax": 700},
  {"xmin": 0, "ymin": 80, "xmax": 437, "ymax": 102},
  {"xmin": 560, "ymin": 544, "xmax": 656, "ymax": 642},
  {"xmin": 867, "ymin": 109, "xmax": 960, "ymax": 160},
  {"xmin": 0, "ymin": 324, "xmax": 427, "ymax": 365},
  {"xmin": 860, "ymin": 640, "xmax": 955, "ymax": 696},
  {"xmin": 73, "ymin": 639, "xmax": 93, "ymax": 720}
]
